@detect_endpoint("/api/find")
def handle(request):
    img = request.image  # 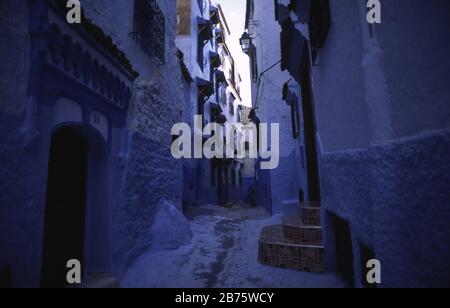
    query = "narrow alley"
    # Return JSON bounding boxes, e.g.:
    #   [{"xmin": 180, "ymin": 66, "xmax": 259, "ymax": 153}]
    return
[
  {"xmin": 0, "ymin": 0, "xmax": 449, "ymax": 290},
  {"xmin": 122, "ymin": 204, "xmax": 343, "ymax": 288}
]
